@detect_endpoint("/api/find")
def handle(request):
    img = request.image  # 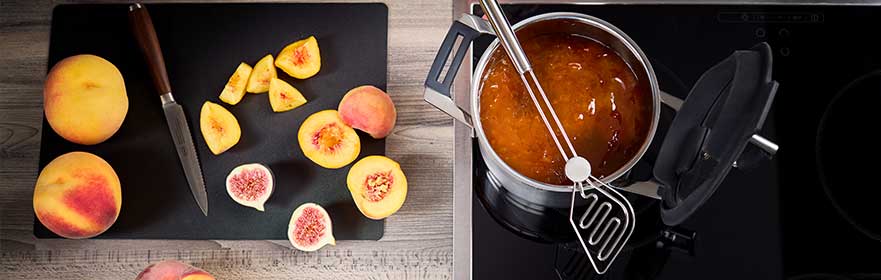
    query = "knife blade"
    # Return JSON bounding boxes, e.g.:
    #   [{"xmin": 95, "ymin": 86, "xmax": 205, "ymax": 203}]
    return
[{"xmin": 130, "ymin": 3, "xmax": 209, "ymax": 216}]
